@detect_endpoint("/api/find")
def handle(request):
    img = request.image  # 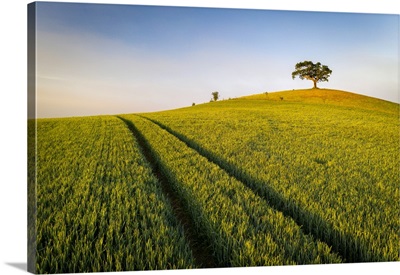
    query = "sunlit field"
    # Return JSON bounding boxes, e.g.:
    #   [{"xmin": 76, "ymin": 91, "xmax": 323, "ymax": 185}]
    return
[{"xmin": 29, "ymin": 89, "xmax": 399, "ymax": 273}]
